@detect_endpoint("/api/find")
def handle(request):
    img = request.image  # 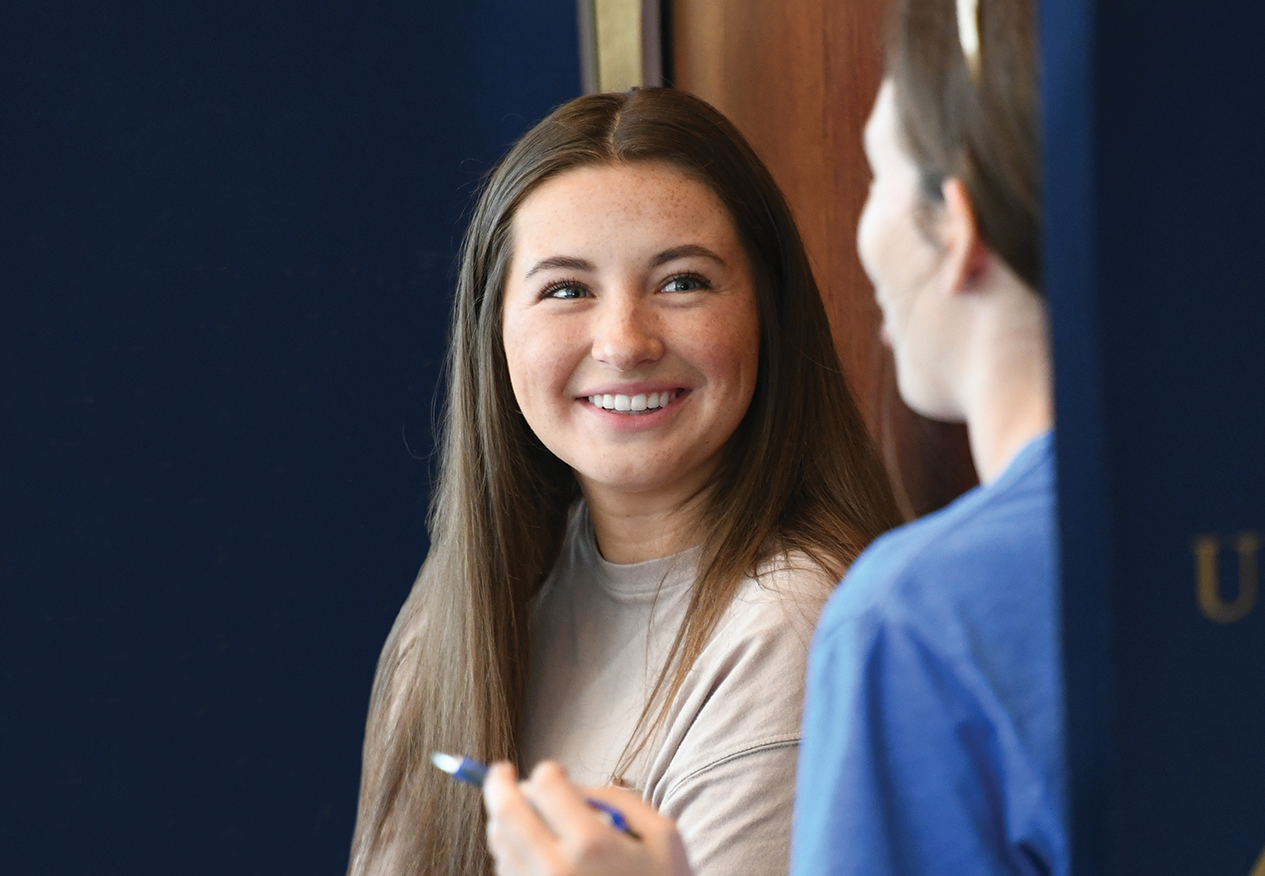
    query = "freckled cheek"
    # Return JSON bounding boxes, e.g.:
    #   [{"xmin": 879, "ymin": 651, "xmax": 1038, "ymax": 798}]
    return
[
  {"xmin": 504, "ymin": 326, "xmax": 584, "ymax": 407},
  {"xmin": 502, "ymin": 331, "xmax": 545, "ymax": 412},
  {"xmin": 689, "ymin": 320, "xmax": 761, "ymax": 397}
]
